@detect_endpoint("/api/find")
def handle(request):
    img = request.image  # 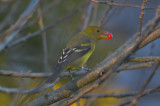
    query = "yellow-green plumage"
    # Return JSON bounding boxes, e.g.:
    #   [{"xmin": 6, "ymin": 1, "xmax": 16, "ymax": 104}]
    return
[
  {"xmin": 66, "ymin": 32, "xmax": 95, "ymax": 70},
  {"xmin": 46, "ymin": 26, "xmax": 110, "ymax": 83}
]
